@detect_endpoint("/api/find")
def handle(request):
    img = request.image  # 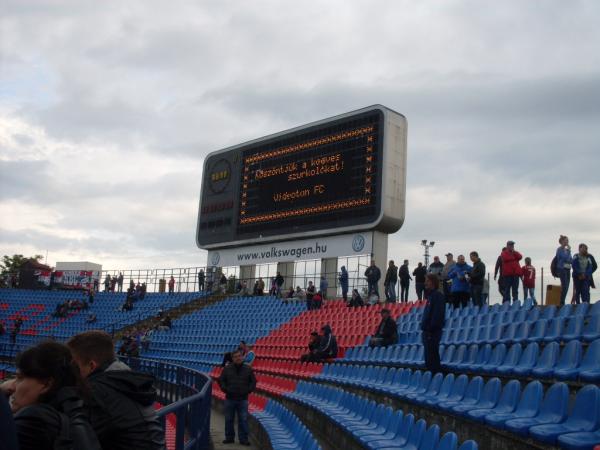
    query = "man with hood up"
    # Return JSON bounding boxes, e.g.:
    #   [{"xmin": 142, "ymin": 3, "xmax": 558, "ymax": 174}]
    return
[
  {"xmin": 67, "ymin": 331, "xmax": 165, "ymax": 450},
  {"xmin": 339, "ymin": 266, "xmax": 349, "ymax": 302},
  {"xmin": 314, "ymin": 325, "xmax": 338, "ymax": 360}
]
